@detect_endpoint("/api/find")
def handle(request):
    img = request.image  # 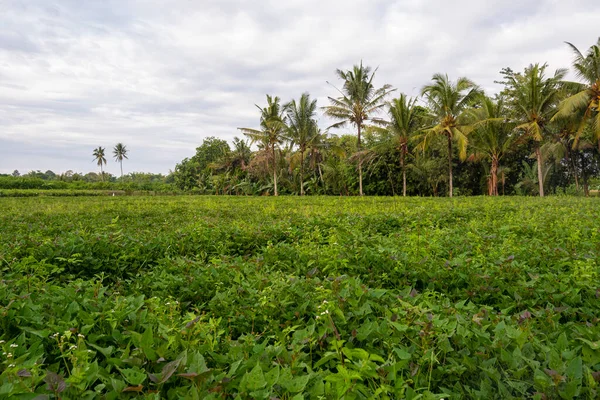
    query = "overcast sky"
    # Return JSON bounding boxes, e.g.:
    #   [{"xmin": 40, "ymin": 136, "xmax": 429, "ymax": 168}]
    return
[{"xmin": 1, "ymin": 0, "xmax": 599, "ymax": 175}]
